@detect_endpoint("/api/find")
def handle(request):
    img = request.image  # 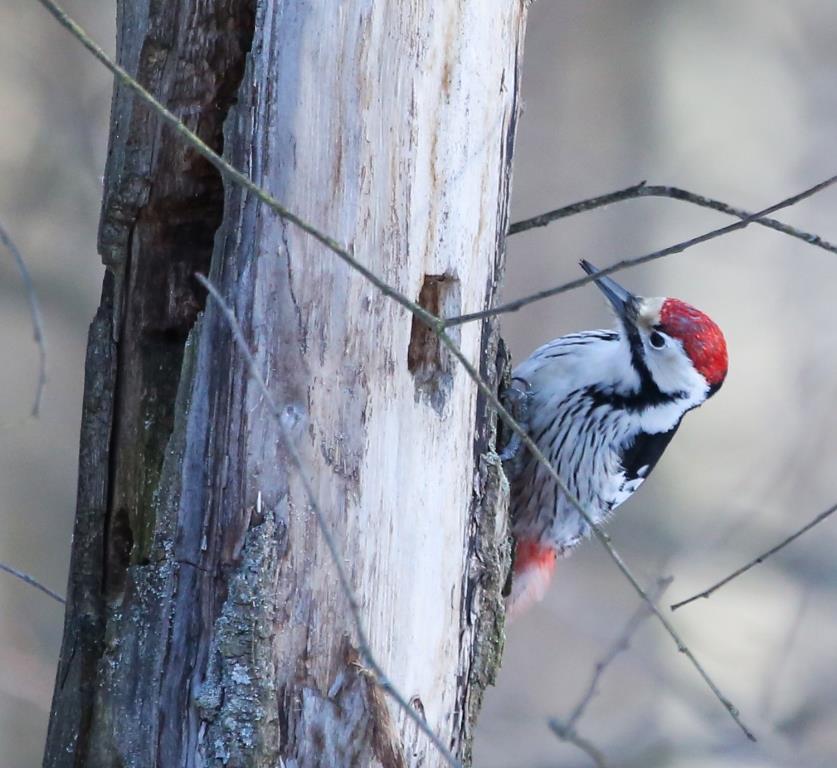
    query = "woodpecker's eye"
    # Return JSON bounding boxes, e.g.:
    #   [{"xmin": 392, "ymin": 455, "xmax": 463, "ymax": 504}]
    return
[{"xmin": 649, "ymin": 331, "xmax": 666, "ymax": 349}]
